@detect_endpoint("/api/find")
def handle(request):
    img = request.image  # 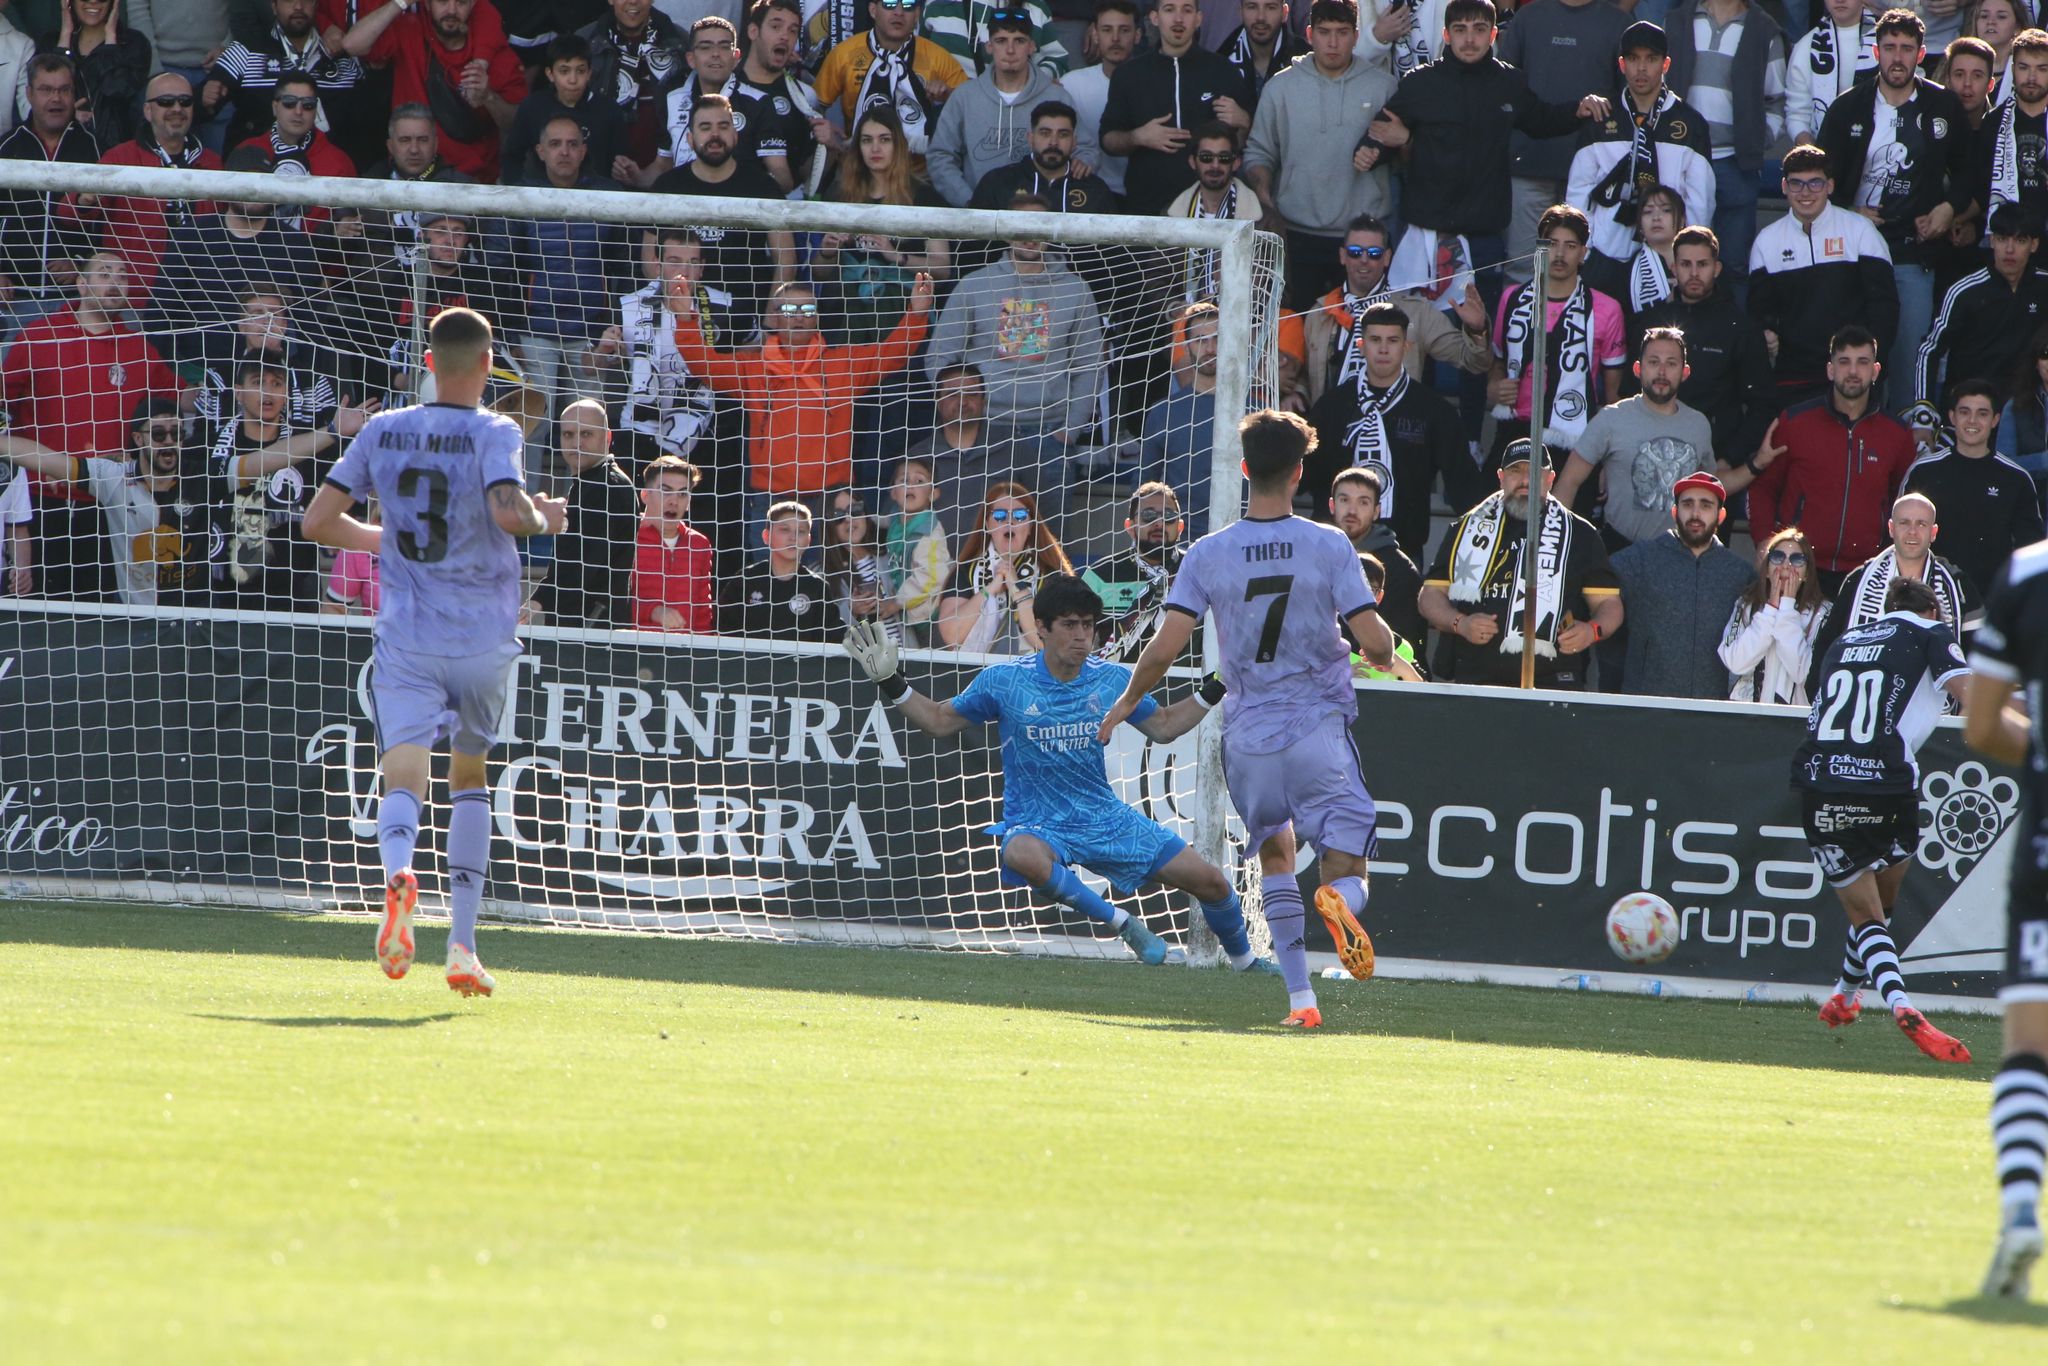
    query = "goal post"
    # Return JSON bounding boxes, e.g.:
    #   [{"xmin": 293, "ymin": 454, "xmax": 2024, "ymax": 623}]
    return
[{"xmin": 0, "ymin": 158, "xmax": 1282, "ymax": 961}]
